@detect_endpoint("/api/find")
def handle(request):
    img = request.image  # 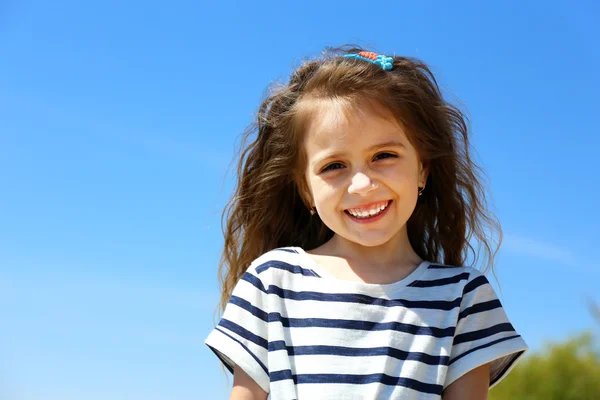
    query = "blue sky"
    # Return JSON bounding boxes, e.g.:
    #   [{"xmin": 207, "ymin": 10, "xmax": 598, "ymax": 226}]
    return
[{"xmin": 1, "ymin": 0, "xmax": 598, "ymax": 398}]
